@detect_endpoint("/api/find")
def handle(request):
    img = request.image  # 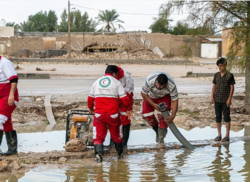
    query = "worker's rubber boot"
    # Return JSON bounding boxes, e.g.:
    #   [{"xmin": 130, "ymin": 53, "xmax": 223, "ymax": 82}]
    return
[
  {"xmin": 115, "ymin": 143, "xmax": 123, "ymax": 159},
  {"xmin": 152, "ymin": 124, "xmax": 159, "ymax": 142},
  {"xmin": 0, "ymin": 130, "xmax": 3, "ymax": 146},
  {"xmin": 0, "ymin": 130, "xmax": 3, "ymax": 153},
  {"xmin": 109, "ymin": 138, "xmax": 115, "ymax": 150},
  {"xmin": 158, "ymin": 127, "xmax": 167, "ymax": 144},
  {"xmin": 122, "ymin": 124, "xmax": 130, "ymax": 148},
  {"xmin": 94, "ymin": 144, "xmax": 103, "ymax": 163},
  {"xmin": 1, "ymin": 130, "xmax": 18, "ymax": 156}
]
